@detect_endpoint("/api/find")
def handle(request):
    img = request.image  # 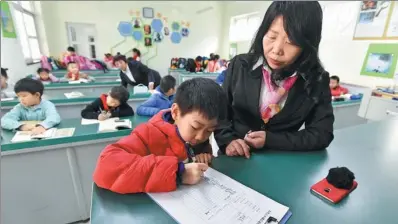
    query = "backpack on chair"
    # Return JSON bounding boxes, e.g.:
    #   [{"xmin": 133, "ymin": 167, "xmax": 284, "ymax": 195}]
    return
[{"xmin": 185, "ymin": 58, "xmax": 196, "ymax": 73}]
